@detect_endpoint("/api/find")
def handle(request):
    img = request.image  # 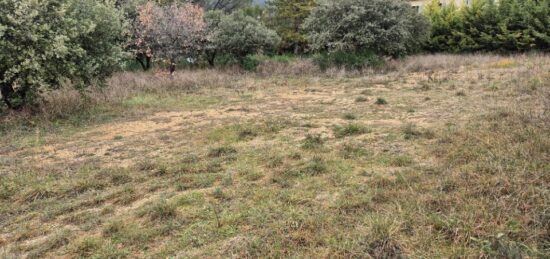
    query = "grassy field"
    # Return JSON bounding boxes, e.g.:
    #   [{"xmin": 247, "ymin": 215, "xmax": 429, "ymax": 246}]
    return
[{"xmin": 1, "ymin": 54, "xmax": 549, "ymax": 258}]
